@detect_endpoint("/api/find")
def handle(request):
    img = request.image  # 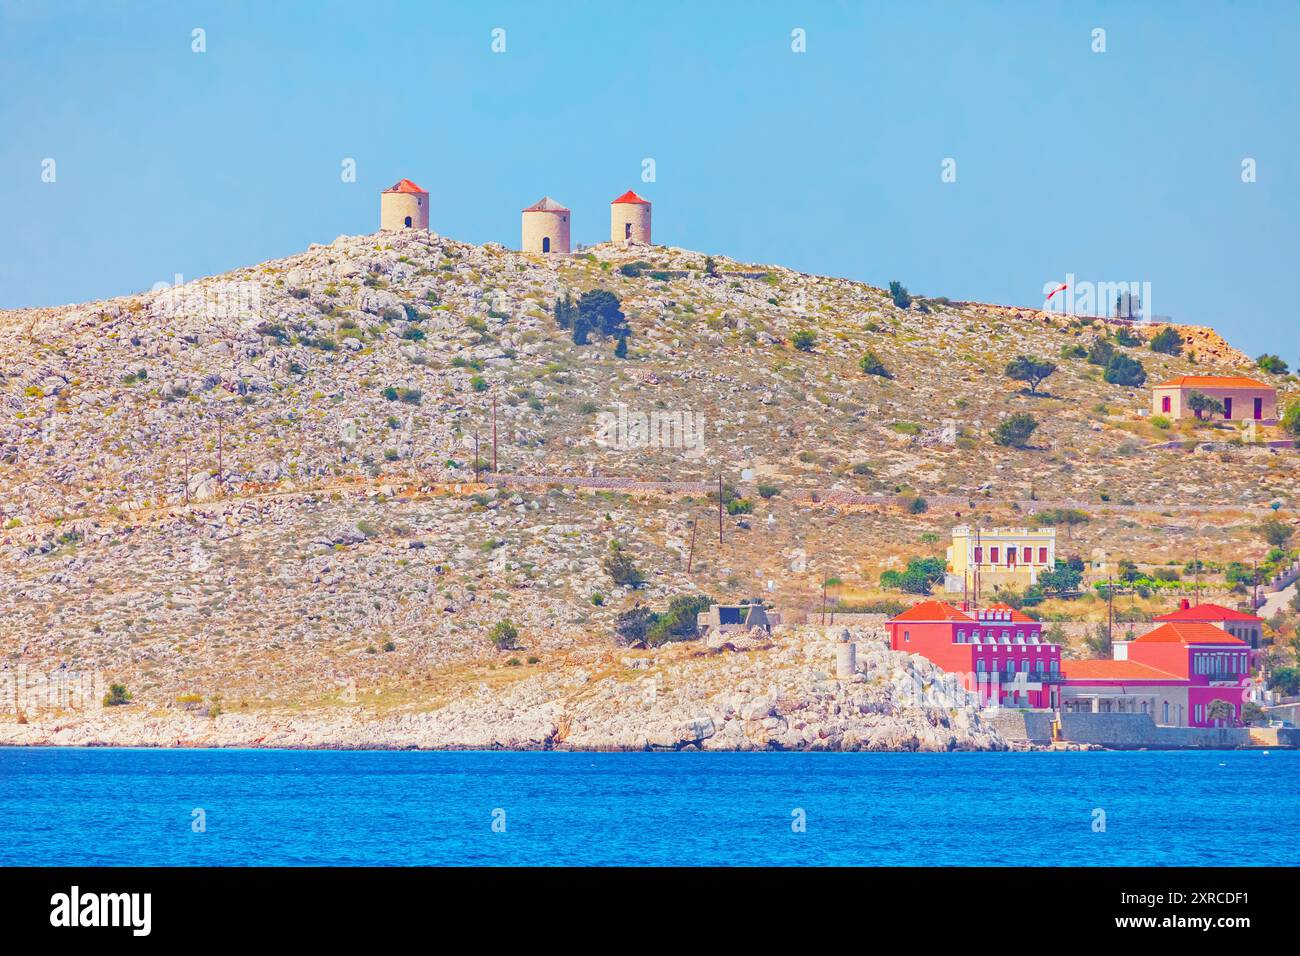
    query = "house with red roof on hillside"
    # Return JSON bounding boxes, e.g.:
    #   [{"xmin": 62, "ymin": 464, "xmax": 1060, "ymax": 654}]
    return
[
  {"xmin": 1151, "ymin": 375, "xmax": 1277, "ymax": 423},
  {"xmin": 1153, "ymin": 599, "xmax": 1264, "ymax": 649}
]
